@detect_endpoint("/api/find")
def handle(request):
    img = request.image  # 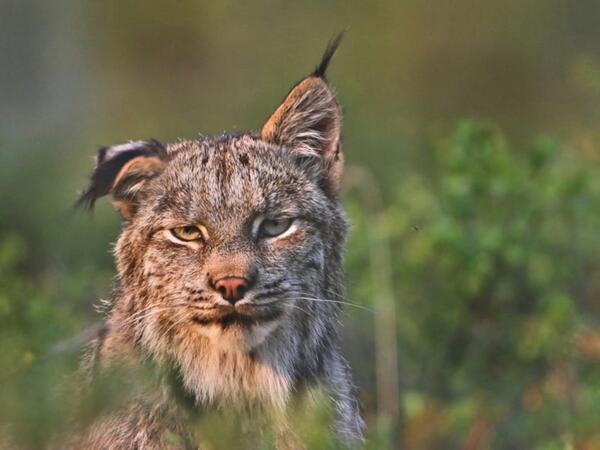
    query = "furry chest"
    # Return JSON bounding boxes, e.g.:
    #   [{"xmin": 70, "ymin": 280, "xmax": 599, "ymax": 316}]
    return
[{"xmin": 177, "ymin": 342, "xmax": 293, "ymax": 410}]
